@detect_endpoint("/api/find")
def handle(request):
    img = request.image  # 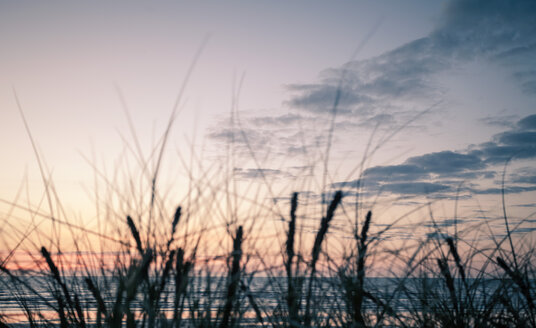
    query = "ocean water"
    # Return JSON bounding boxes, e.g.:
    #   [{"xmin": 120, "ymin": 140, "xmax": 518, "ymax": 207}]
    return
[{"xmin": 0, "ymin": 275, "xmax": 519, "ymax": 325}]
